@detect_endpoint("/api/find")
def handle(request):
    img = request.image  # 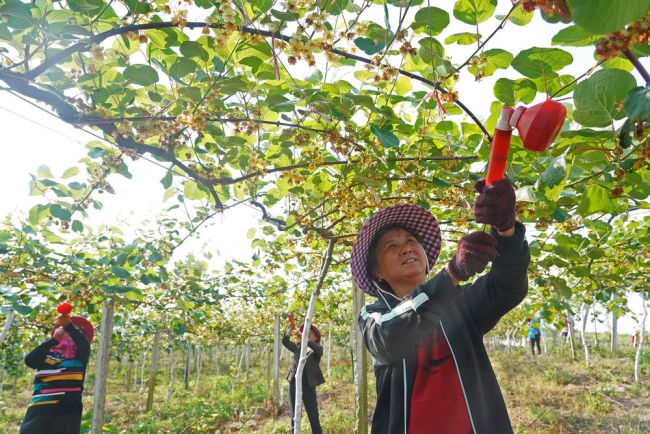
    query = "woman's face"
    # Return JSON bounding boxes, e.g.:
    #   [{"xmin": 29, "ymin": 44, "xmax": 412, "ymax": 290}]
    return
[{"xmin": 373, "ymin": 227, "xmax": 428, "ymax": 289}]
